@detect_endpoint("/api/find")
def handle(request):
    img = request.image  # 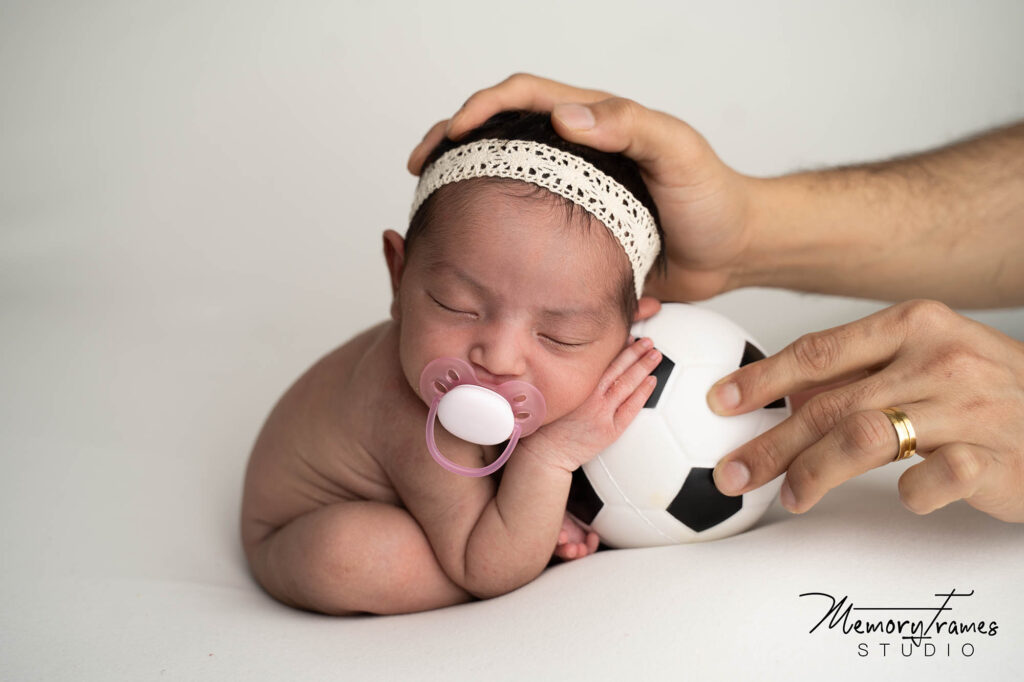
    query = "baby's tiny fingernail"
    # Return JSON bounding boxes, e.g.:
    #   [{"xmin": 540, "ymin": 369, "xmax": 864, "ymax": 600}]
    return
[
  {"xmin": 554, "ymin": 103, "xmax": 596, "ymax": 131},
  {"xmin": 707, "ymin": 381, "xmax": 740, "ymax": 413},
  {"xmin": 715, "ymin": 460, "xmax": 750, "ymax": 495}
]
